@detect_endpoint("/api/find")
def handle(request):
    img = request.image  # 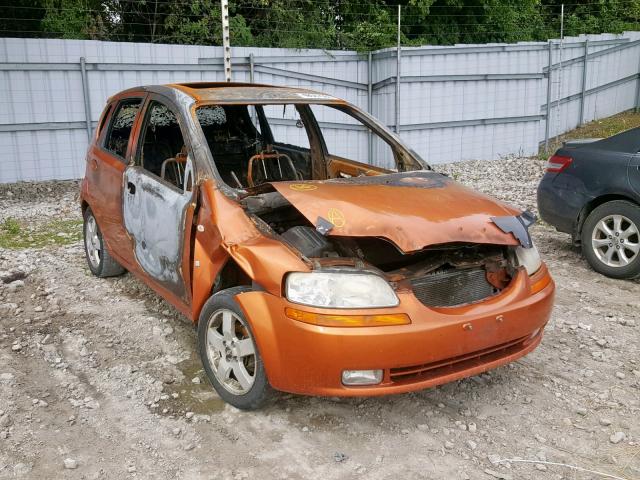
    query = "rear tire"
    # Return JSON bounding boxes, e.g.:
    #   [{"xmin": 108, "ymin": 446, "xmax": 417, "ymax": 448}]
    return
[
  {"xmin": 581, "ymin": 200, "xmax": 640, "ymax": 279},
  {"xmin": 198, "ymin": 286, "xmax": 272, "ymax": 410},
  {"xmin": 83, "ymin": 208, "xmax": 126, "ymax": 278}
]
